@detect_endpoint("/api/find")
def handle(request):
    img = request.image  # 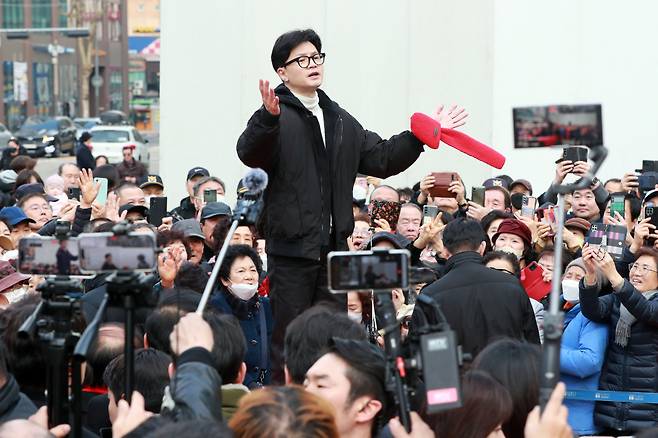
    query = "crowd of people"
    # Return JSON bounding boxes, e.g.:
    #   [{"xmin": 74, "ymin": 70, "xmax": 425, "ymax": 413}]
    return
[{"xmin": 0, "ymin": 28, "xmax": 657, "ymax": 438}]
